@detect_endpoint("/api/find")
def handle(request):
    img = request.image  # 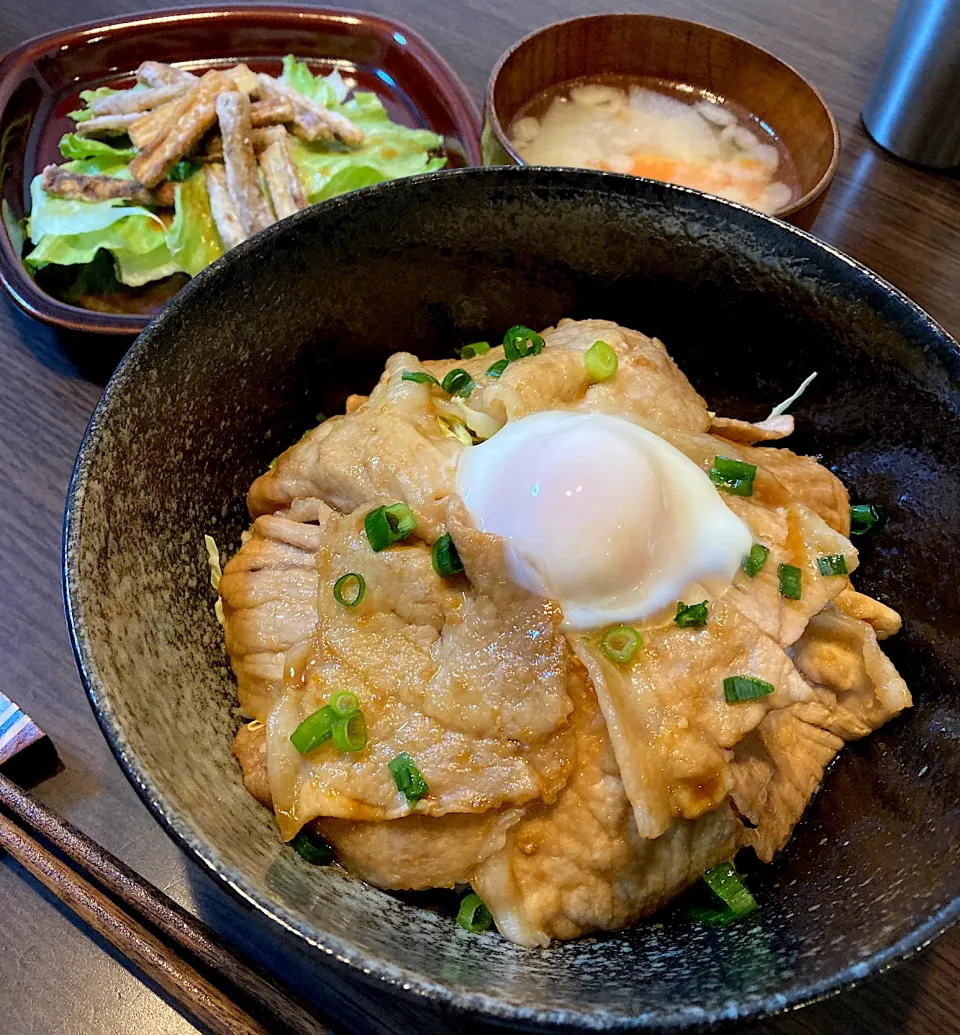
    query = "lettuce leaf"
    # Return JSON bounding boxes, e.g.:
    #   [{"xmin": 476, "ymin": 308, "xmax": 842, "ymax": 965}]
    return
[
  {"xmin": 59, "ymin": 134, "xmax": 137, "ymax": 163},
  {"xmin": 280, "ymin": 54, "xmax": 349, "ymax": 106},
  {"xmin": 281, "ymin": 57, "xmax": 446, "ymax": 204},
  {"xmin": 168, "ymin": 170, "xmax": 224, "ymax": 276},
  {"xmin": 25, "ymin": 171, "xmax": 177, "ymax": 286}
]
